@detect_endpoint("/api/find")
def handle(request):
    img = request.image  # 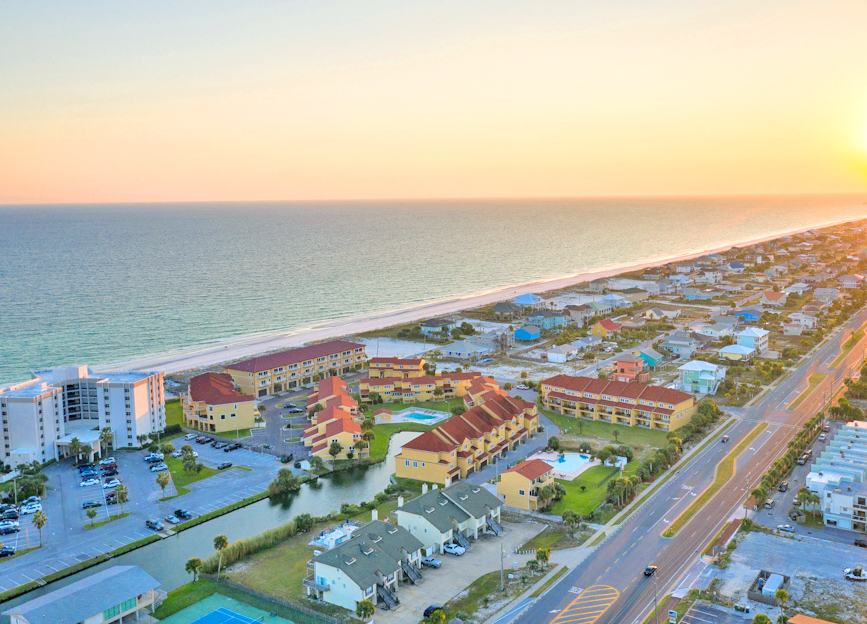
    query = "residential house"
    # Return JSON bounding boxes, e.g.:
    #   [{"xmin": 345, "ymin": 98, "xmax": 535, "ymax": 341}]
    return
[
  {"xmin": 802, "ymin": 302, "xmax": 827, "ymax": 316},
  {"xmin": 183, "ymin": 372, "xmax": 256, "ymax": 434},
  {"xmin": 656, "ymin": 278, "xmax": 680, "ymax": 294},
  {"xmin": 2, "ymin": 565, "xmax": 161, "ymax": 624},
  {"xmin": 682, "ymin": 288, "xmax": 722, "ymax": 301},
  {"xmin": 642, "ymin": 267, "xmax": 665, "ymax": 280},
  {"xmin": 761, "ymin": 290, "xmax": 788, "ymax": 307},
  {"xmin": 840, "ymin": 274, "xmax": 864, "ymax": 289},
  {"xmin": 419, "ymin": 318, "xmax": 458, "ymax": 336},
  {"xmin": 717, "ymin": 344, "xmax": 756, "ymax": 361},
  {"xmin": 587, "ymin": 301, "xmax": 614, "ymax": 316},
  {"xmin": 617, "ymin": 287, "xmax": 650, "ymax": 304},
  {"xmin": 620, "ymin": 317, "xmax": 646, "ymax": 331},
  {"xmin": 359, "ymin": 372, "xmax": 481, "ymax": 404},
  {"xmin": 540, "ymin": 375, "xmax": 696, "ymax": 432},
  {"xmin": 783, "ymin": 323, "xmax": 804, "ymax": 336},
  {"xmin": 693, "ymin": 323, "xmax": 734, "ymax": 340},
  {"xmin": 564, "ymin": 304, "xmax": 594, "ymax": 326},
  {"xmin": 613, "ymin": 354, "xmax": 649, "ymax": 383},
  {"xmin": 643, "ymin": 307, "xmax": 681, "ymax": 321},
  {"xmin": 784, "ymin": 282, "xmax": 811, "ymax": 296},
  {"xmin": 468, "ymin": 329, "xmax": 515, "ymax": 351},
  {"xmin": 659, "ymin": 331, "xmax": 696, "ymax": 358},
  {"xmin": 676, "ymin": 263, "xmax": 694, "ymax": 274},
  {"xmin": 733, "ymin": 307, "xmax": 762, "ymax": 322},
  {"xmin": 591, "ymin": 319, "xmax": 621, "ymax": 339},
  {"xmin": 691, "ymin": 332, "xmax": 715, "ymax": 351},
  {"xmin": 547, "ymin": 344, "xmax": 579, "ymax": 363},
  {"xmin": 513, "ymin": 293, "xmax": 545, "ymax": 310},
  {"xmin": 814, "ymin": 288, "xmax": 841, "ymax": 304},
  {"xmin": 396, "ymin": 481, "xmax": 504, "ymax": 554},
  {"xmin": 602, "ymin": 293, "xmax": 629, "ymax": 308},
  {"xmin": 572, "ymin": 336, "xmax": 602, "ymax": 351},
  {"xmin": 637, "ymin": 347, "xmax": 665, "ymax": 369},
  {"xmin": 443, "ymin": 341, "xmax": 492, "ymax": 361},
  {"xmin": 225, "ymin": 340, "xmax": 366, "ymax": 397},
  {"xmin": 395, "ymin": 390, "xmax": 538, "ymax": 485},
  {"xmin": 497, "ymin": 459, "xmax": 554, "ymax": 511},
  {"xmin": 369, "ymin": 357, "xmax": 425, "ymax": 379},
  {"xmin": 305, "ymin": 520, "xmax": 424, "ymax": 612},
  {"xmin": 514, "ymin": 326, "xmax": 541, "ymax": 342},
  {"xmin": 491, "ymin": 302, "xmax": 523, "ymax": 319},
  {"xmin": 788, "ymin": 312, "xmax": 818, "ymax": 329},
  {"xmin": 678, "ymin": 361, "xmax": 725, "ymax": 395},
  {"xmin": 727, "ymin": 261, "xmax": 746, "ymax": 273},
  {"xmin": 737, "ymin": 327, "xmax": 770, "ymax": 353},
  {"xmin": 526, "ymin": 310, "xmax": 568, "ymax": 330},
  {"xmin": 588, "ymin": 278, "xmax": 609, "ymax": 293},
  {"xmin": 696, "ymin": 270, "xmax": 722, "ymax": 284}
]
